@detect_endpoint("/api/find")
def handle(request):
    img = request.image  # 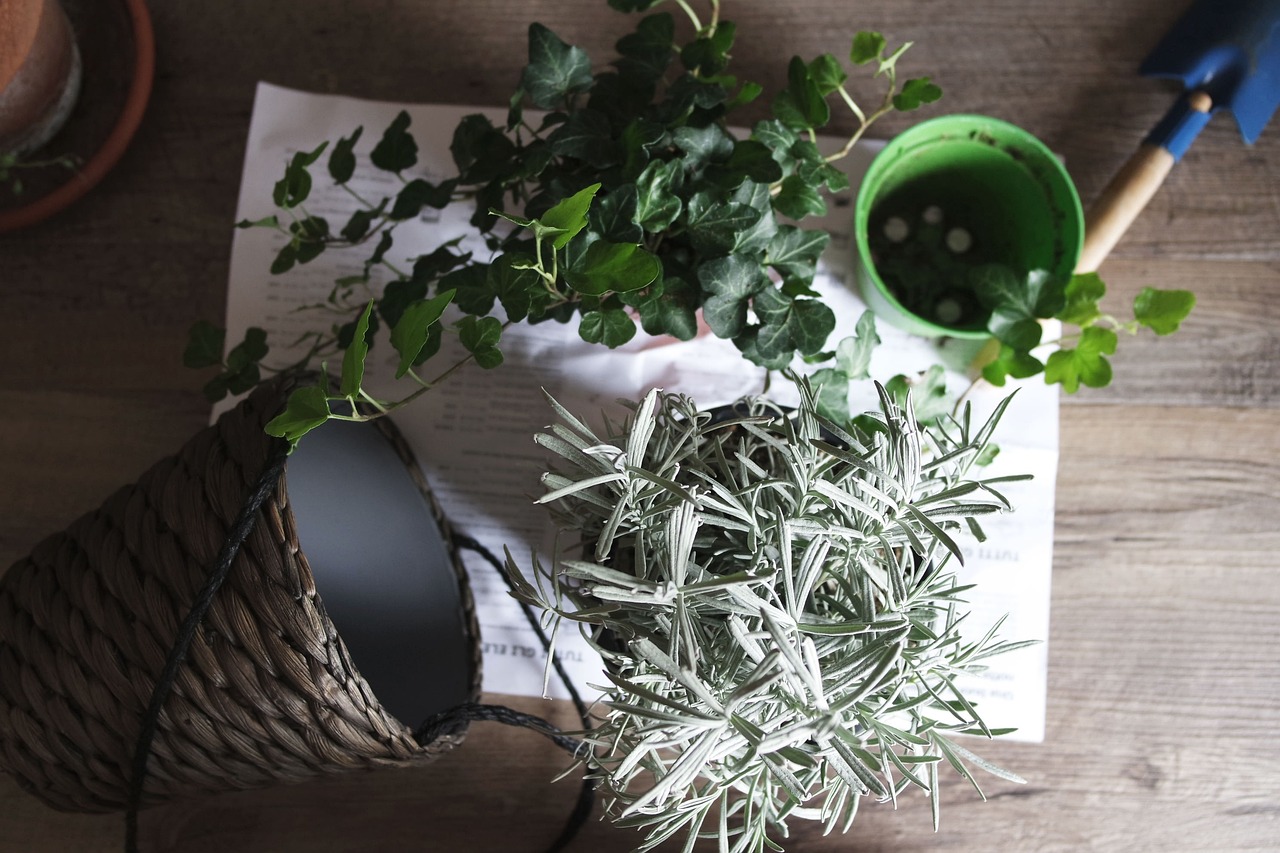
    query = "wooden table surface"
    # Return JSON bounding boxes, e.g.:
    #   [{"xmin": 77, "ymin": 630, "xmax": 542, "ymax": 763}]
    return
[{"xmin": 2, "ymin": 1, "xmax": 1278, "ymax": 851}]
